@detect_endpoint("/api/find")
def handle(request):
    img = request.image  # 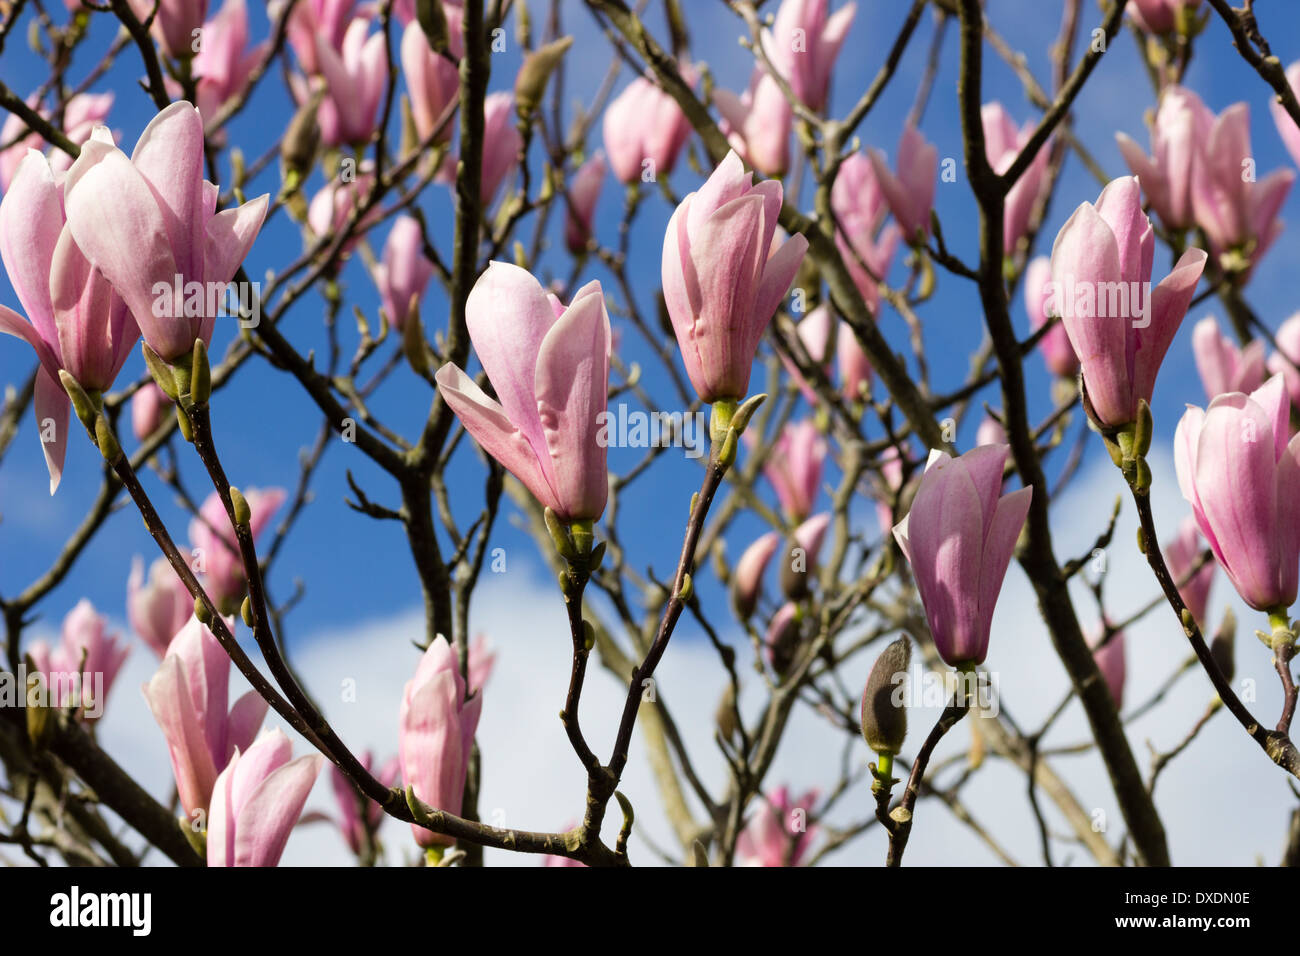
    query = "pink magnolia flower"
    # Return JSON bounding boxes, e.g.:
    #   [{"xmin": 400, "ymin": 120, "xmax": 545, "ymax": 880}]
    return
[
  {"xmin": 868, "ymin": 125, "xmax": 937, "ymax": 242},
  {"xmin": 836, "ymin": 320, "xmax": 872, "ymax": 401},
  {"xmin": 330, "ymin": 752, "xmax": 399, "ymax": 856},
  {"xmin": 983, "ymin": 102, "xmax": 1050, "ymax": 255},
  {"xmin": 128, "ymin": 555, "xmax": 195, "ymax": 658},
  {"xmin": 143, "ymin": 617, "xmax": 268, "ymax": 817},
  {"xmin": 126, "ymin": 0, "xmax": 209, "ymax": 59},
  {"xmin": 463, "ymin": 633, "xmax": 496, "ymax": 693},
  {"xmin": 400, "ymin": 635, "xmax": 483, "ymax": 848},
  {"xmin": 0, "ymin": 92, "xmax": 115, "ymax": 191},
  {"xmin": 1267, "ymin": 312, "xmax": 1300, "ymax": 410},
  {"xmin": 1191, "ymin": 103, "xmax": 1293, "ymax": 276},
  {"xmin": 1115, "ymin": 84, "xmax": 1213, "ymax": 231},
  {"xmin": 435, "ymin": 262, "xmax": 611, "ymax": 522},
  {"xmin": 780, "ymin": 304, "xmax": 835, "ymax": 403},
  {"xmin": 401, "ymin": 12, "xmax": 464, "ymax": 146},
  {"xmin": 26, "ymin": 600, "xmax": 129, "ymax": 722},
  {"xmin": 761, "ymin": 420, "xmax": 826, "ymax": 523},
  {"xmin": 1049, "ymin": 176, "xmax": 1206, "ymax": 426},
  {"xmin": 732, "ymin": 530, "xmax": 781, "ymax": 619},
  {"xmin": 714, "ymin": 69, "xmax": 793, "ymax": 177},
  {"xmin": 1024, "ymin": 256, "xmax": 1078, "ymax": 378},
  {"xmin": 780, "ymin": 511, "xmax": 831, "ymax": 600},
  {"xmin": 132, "ymin": 382, "xmax": 172, "ymax": 442},
  {"xmin": 181, "ymin": 0, "xmax": 265, "ymax": 125},
  {"xmin": 735, "ymin": 786, "xmax": 820, "ymax": 867},
  {"xmin": 765, "ymin": 601, "xmax": 802, "ymax": 674},
  {"xmin": 190, "ymin": 487, "xmax": 287, "ymax": 613},
  {"xmin": 306, "ymin": 165, "xmax": 379, "ymax": 253},
  {"xmin": 875, "ymin": 447, "xmax": 906, "ymax": 538},
  {"xmin": 1192, "ymin": 316, "xmax": 1265, "ymax": 400},
  {"xmin": 831, "ymin": 153, "xmax": 900, "ymax": 317},
  {"xmin": 565, "ymin": 152, "xmax": 606, "ymax": 254},
  {"xmin": 1091, "ymin": 629, "xmax": 1126, "ymax": 708},
  {"xmin": 1127, "ymin": 0, "xmax": 1202, "ymax": 34},
  {"xmin": 1270, "ymin": 62, "xmax": 1300, "ymax": 171},
  {"xmin": 208, "ymin": 729, "xmax": 323, "ymax": 867},
  {"xmin": 975, "ymin": 415, "xmax": 1006, "ymax": 447},
  {"xmin": 661, "ymin": 150, "xmax": 808, "ymax": 403},
  {"xmin": 275, "ymin": 0, "xmax": 357, "ymax": 75},
  {"xmin": 1175, "ymin": 374, "xmax": 1300, "ymax": 612},
  {"xmin": 314, "ymin": 18, "xmax": 387, "ymax": 147},
  {"xmin": 1164, "ymin": 514, "xmax": 1216, "ymax": 627},
  {"xmin": 893, "ymin": 445, "xmax": 1032, "ymax": 666},
  {"xmin": 761, "ymin": 0, "xmax": 856, "ymax": 113},
  {"xmin": 481, "ymin": 92, "xmax": 523, "ymax": 205},
  {"xmin": 373, "ymin": 215, "xmax": 434, "ymax": 331},
  {"xmin": 0, "ymin": 150, "xmax": 139, "ymax": 493},
  {"xmin": 603, "ymin": 69, "xmax": 696, "ymax": 184},
  {"xmin": 62, "ymin": 102, "xmax": 269, "ymax": 362}
]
